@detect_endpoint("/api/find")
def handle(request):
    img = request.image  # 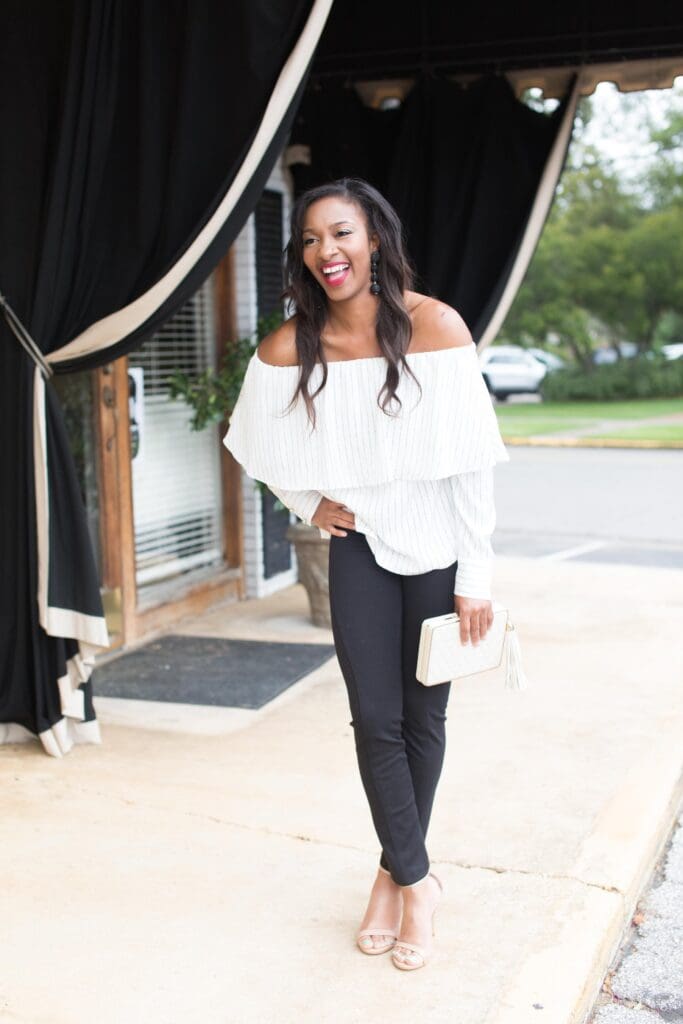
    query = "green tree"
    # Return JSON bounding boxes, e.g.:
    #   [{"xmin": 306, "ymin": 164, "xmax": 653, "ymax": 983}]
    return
[
  {"xmin": 554, "ymin": 148, "xmax": 641, "ymax": 231},
  {"xmin": 503, "ymin": 88, "xmax": 683, "ymax": 362},
  {"xmin": 625, "ymin": 207, "xmax": 683, "ymax": 348},
  {"xmin": 502, "ymin": 219, "xmax": 597, "ymax": 369},
  {"xmin": 640, "ymin": 101, "xmax": 683, "ymax": 210}
]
